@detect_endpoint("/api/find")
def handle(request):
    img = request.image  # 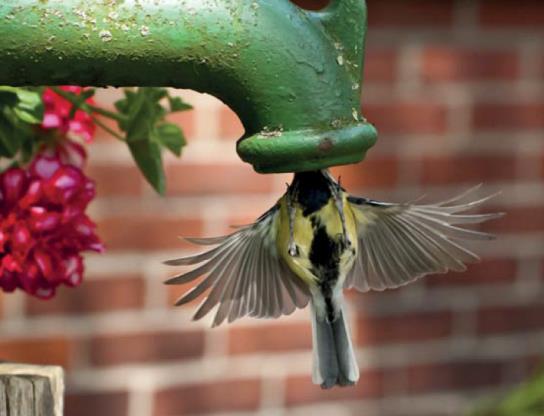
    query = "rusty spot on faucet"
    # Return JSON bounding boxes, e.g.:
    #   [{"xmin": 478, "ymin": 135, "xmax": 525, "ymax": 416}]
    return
[{"xmin": 318, "ymin": 137, "xmax": 333, "ymax": 152}]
